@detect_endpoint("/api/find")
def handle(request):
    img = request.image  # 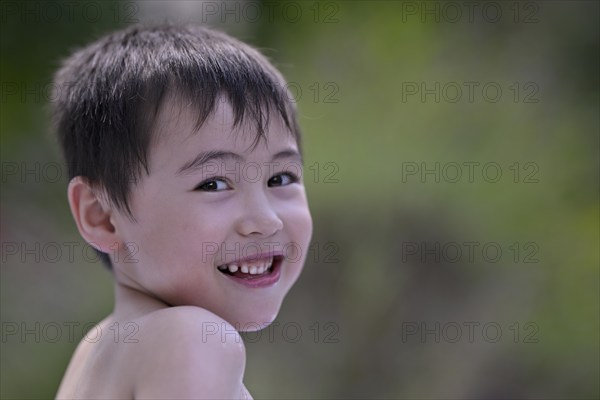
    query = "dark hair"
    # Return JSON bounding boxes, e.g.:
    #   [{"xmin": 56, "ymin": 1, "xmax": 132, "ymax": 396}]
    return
[{"xmin": 51, "ymin": 23, "xmax": 301, "ymax": 269}]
